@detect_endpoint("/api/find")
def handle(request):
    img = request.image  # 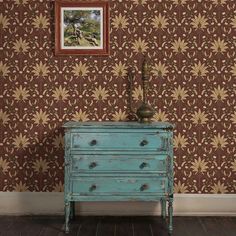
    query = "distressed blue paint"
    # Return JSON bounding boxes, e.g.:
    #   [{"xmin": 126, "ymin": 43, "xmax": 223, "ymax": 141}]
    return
[
  {"xmin": 63, "ymin": 121, "xmax": 174, "ymax": 234},
  {"xmin": 71, "ymin": 154, "xmax": 167, "ymax": 172},
  {"xmin": 71, "ymin": 132, "xmax": 168, "ymax": 151},
  {"xmin": 71, "ymin": 177, "xmax": 167, "ymax": 195}
]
